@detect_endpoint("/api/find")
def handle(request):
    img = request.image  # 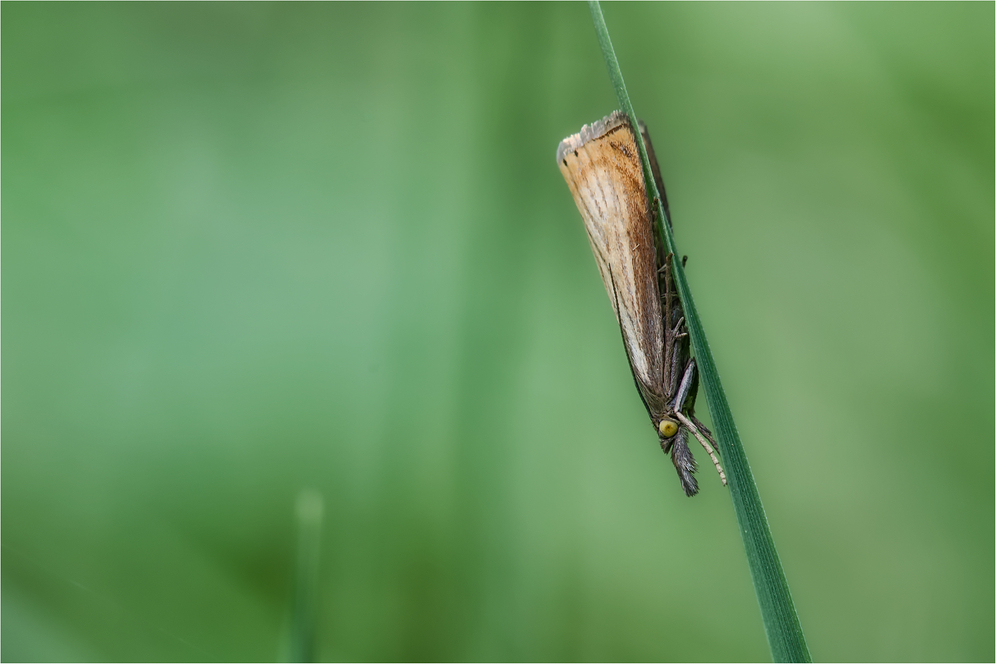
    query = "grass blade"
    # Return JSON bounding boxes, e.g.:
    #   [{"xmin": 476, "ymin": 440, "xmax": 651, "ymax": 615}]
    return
[
  {"xmin": 288, "ymin": 489, "xmax": 324, "ymax": 663},
  {"xmin": 586, "ymin": 2, "xmax": 812, "ymax": 661}
]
